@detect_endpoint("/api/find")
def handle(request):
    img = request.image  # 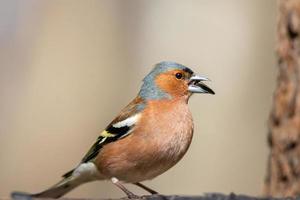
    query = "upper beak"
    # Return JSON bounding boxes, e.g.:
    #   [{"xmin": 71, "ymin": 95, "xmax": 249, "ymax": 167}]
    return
[{"xmin": 188, "ymin": 74, "xmax": 215, "ymax": 95}]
